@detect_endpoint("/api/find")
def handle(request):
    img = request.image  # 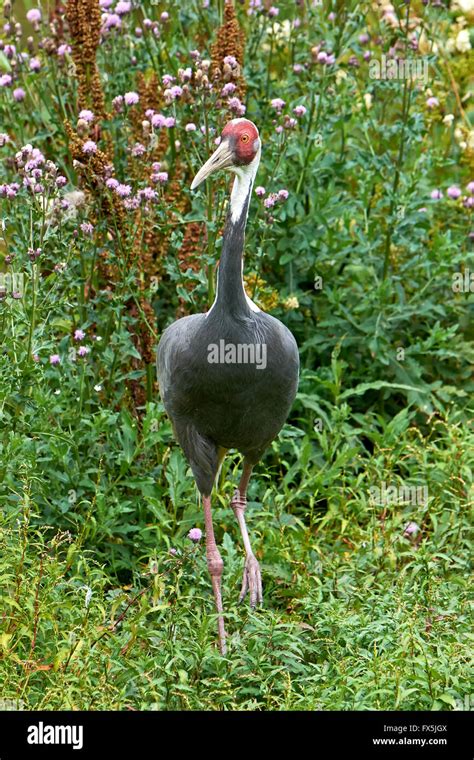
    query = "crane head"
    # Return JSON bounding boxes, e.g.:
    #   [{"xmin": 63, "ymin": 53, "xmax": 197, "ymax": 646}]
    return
[{"xmin": 191, "ymin": 119, "xmax": 260, "ymax": 190}]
